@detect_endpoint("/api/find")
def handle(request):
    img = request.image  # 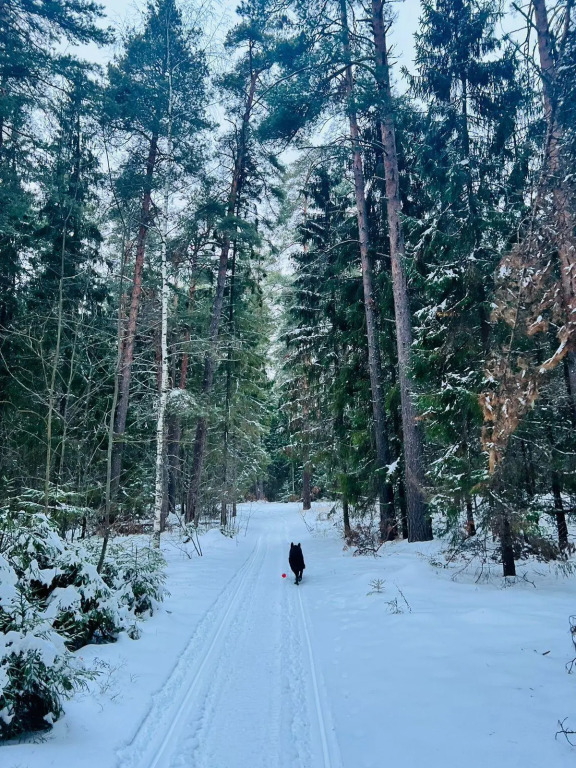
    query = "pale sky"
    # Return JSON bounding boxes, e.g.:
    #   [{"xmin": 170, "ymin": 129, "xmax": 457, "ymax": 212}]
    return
[
  {"xmin": 74, "ymin": 0, "xmax": 523, "ymax": 96},
  {"xmin": 77, "ymin": 0, "xmax": 423, "ymax": 79}
]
